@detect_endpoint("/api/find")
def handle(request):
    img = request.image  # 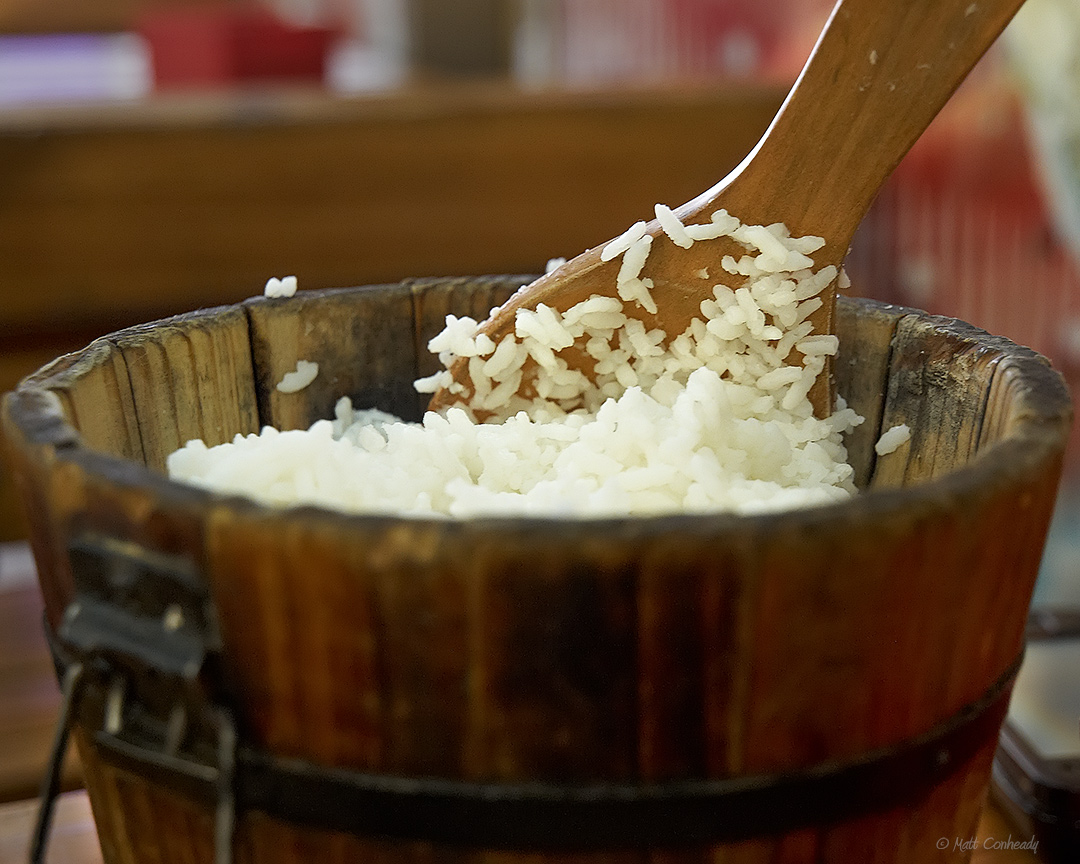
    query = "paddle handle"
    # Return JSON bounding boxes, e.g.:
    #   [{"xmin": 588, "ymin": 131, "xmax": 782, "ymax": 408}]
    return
[{"xmin": 696, "ymin": 0, "xmax": 1027, "ymax": 260}]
